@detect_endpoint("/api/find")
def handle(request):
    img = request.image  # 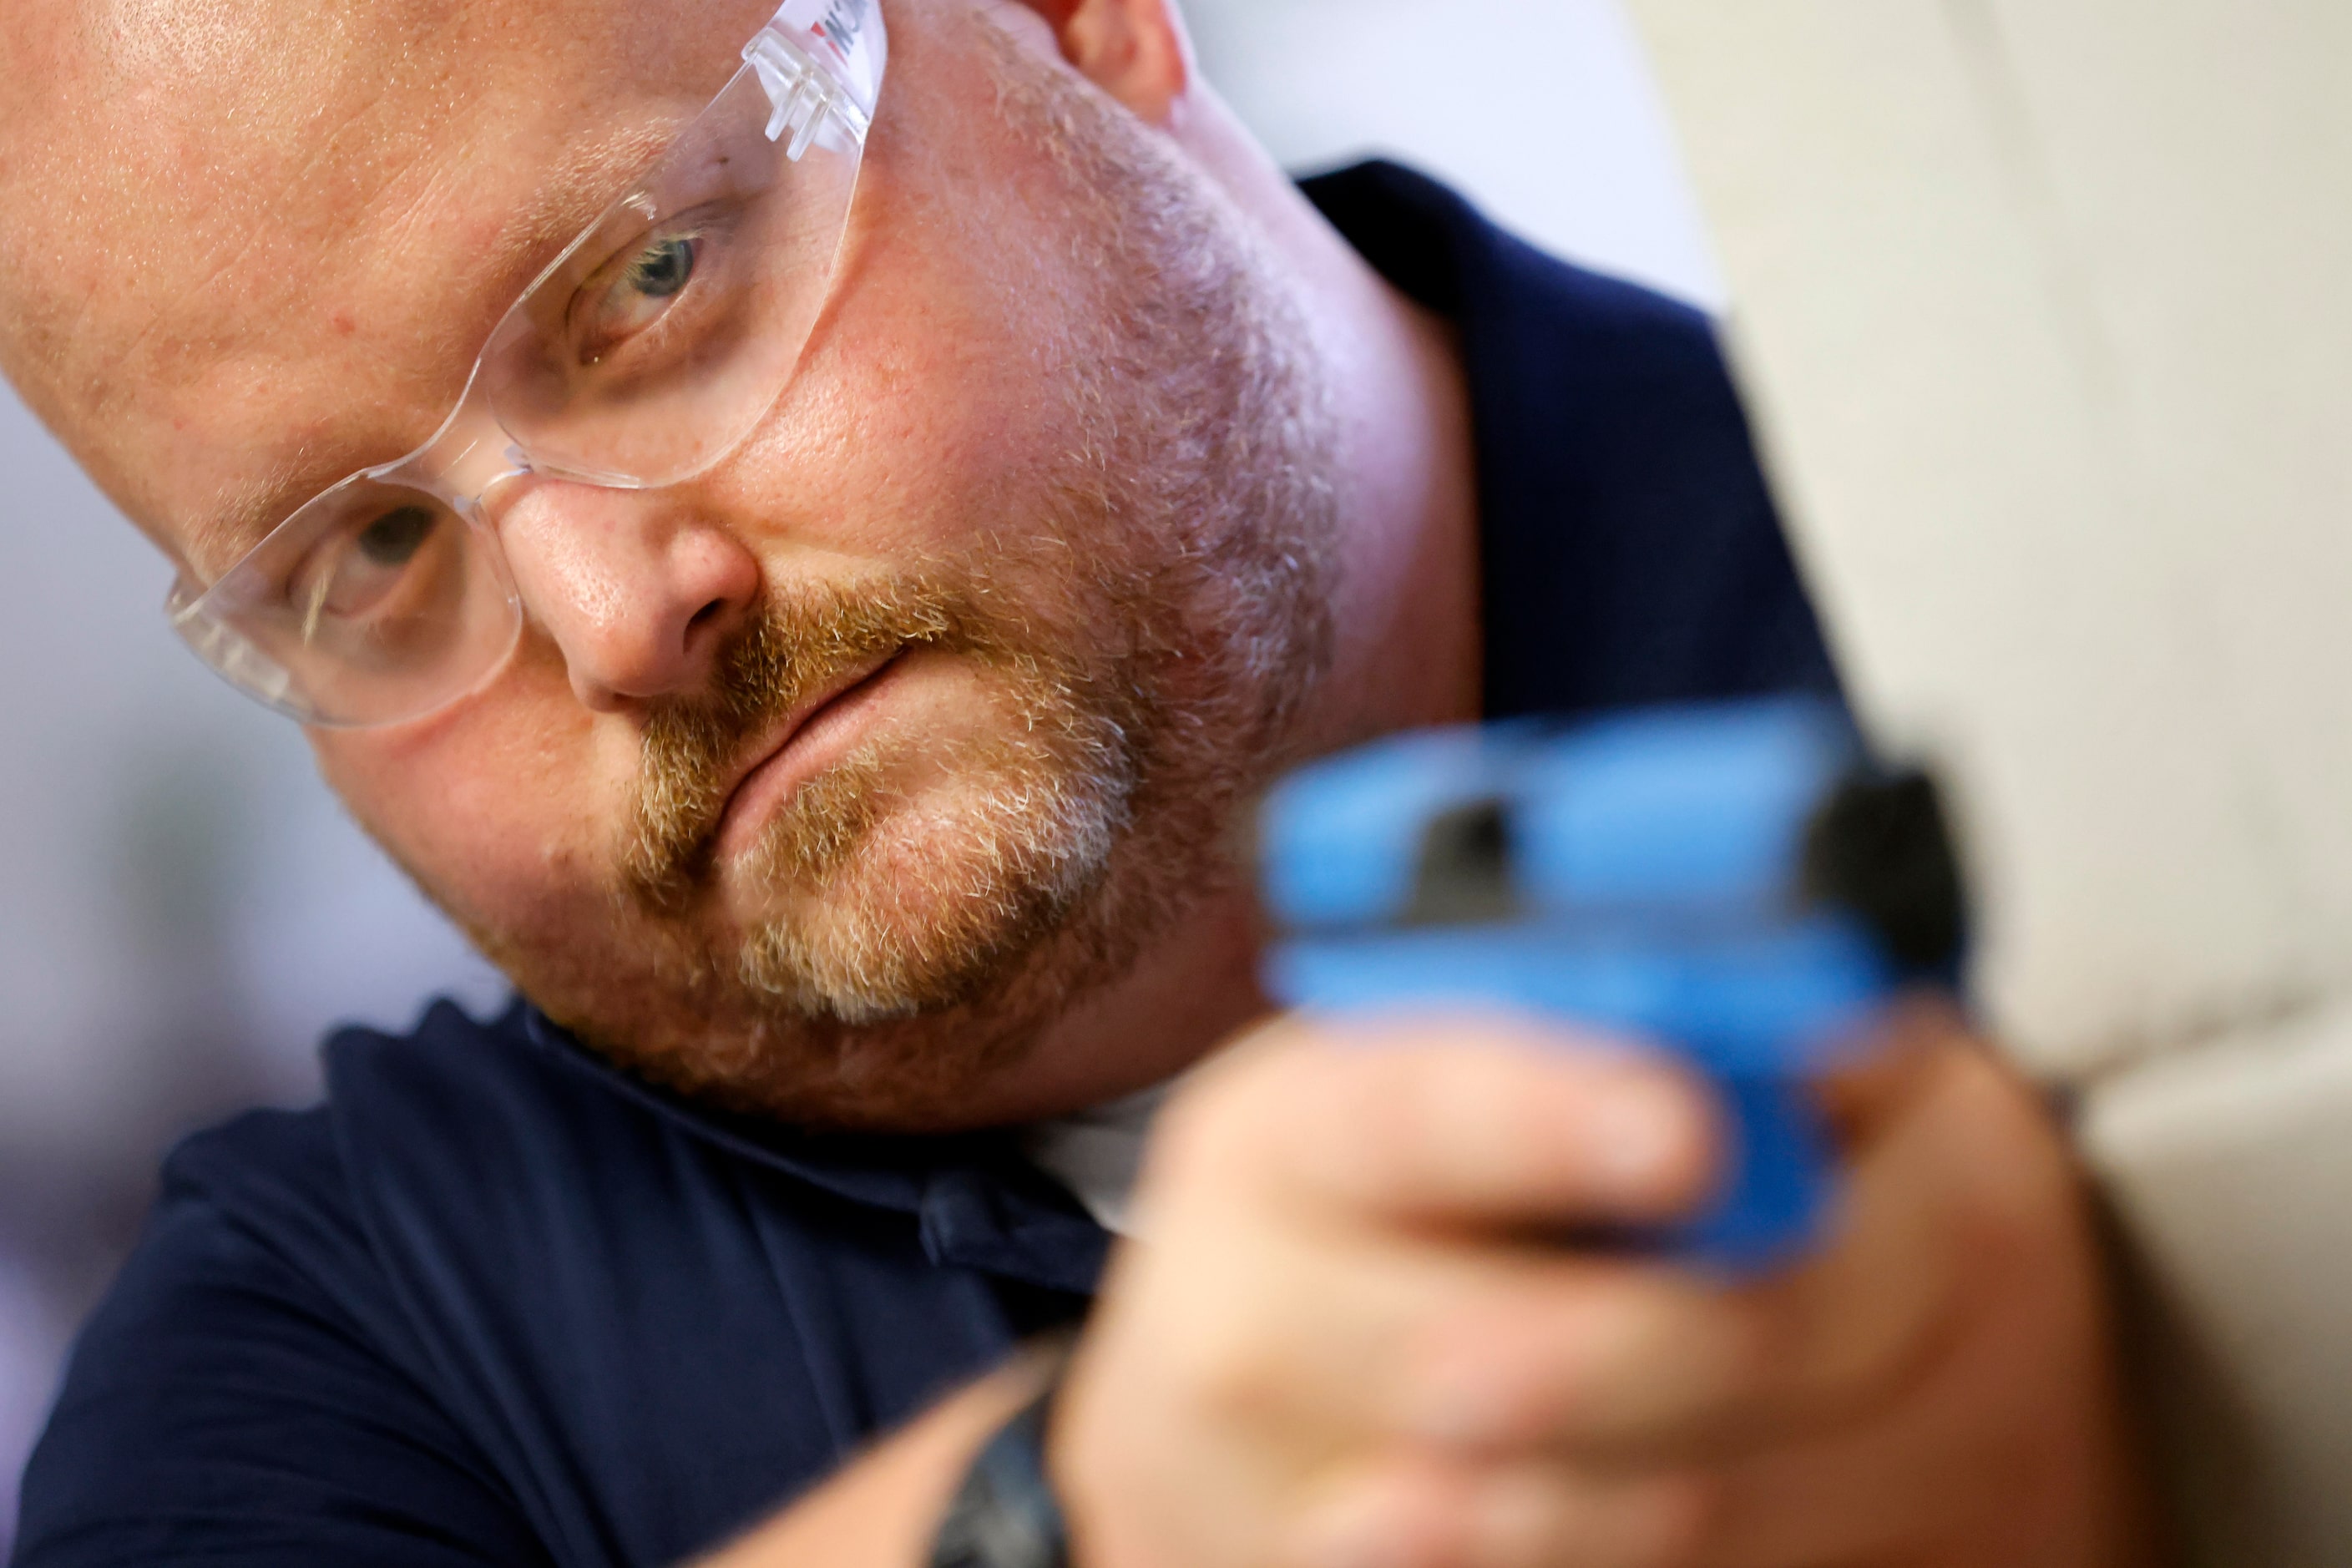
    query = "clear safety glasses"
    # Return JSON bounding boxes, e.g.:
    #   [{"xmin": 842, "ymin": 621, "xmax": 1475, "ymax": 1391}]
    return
[{"xmin": 165, "ymin": 0, "xmax": 889, "ymax": 727}]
